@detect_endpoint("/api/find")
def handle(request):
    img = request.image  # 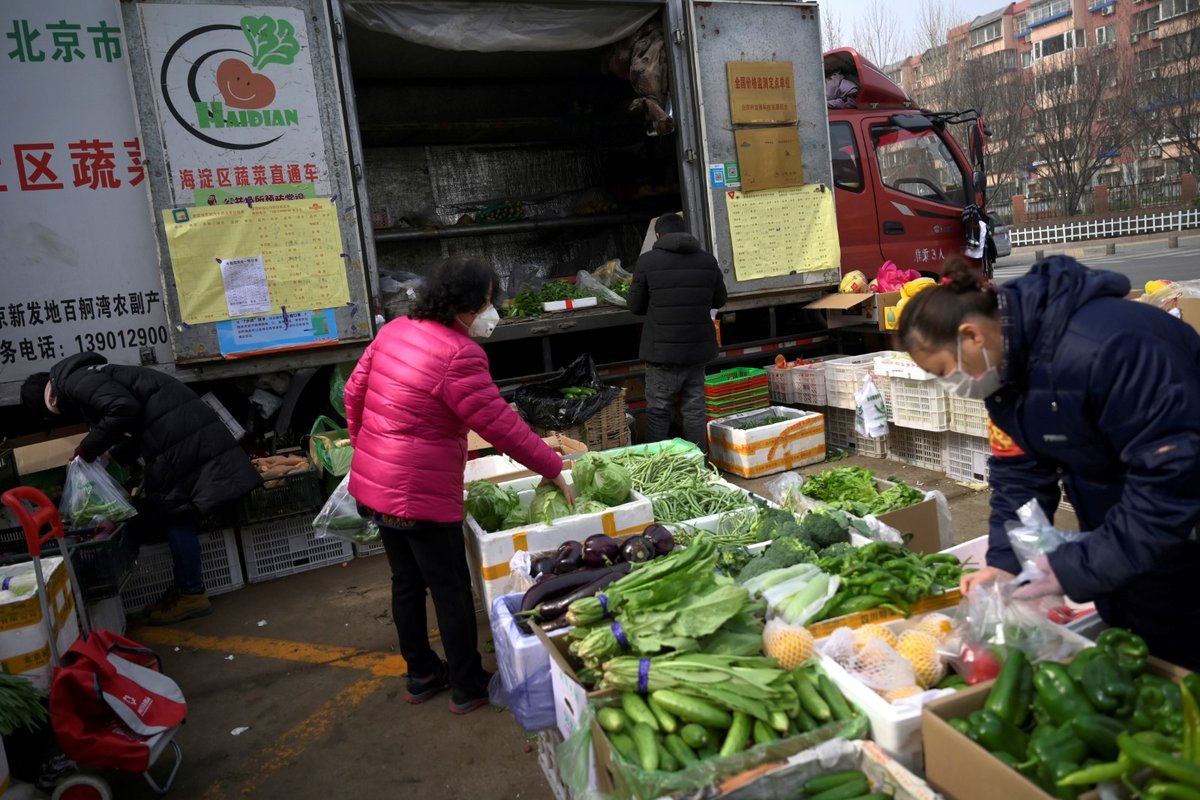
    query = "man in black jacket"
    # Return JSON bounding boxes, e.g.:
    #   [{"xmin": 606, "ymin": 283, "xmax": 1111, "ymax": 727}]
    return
[
  {"xmin": 21, "ymin": 352, "xmax": 261, "ymax": 624},
  {"xmin": 628, "ymin": 214, "xmax": 727, "ymax": 448}
]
